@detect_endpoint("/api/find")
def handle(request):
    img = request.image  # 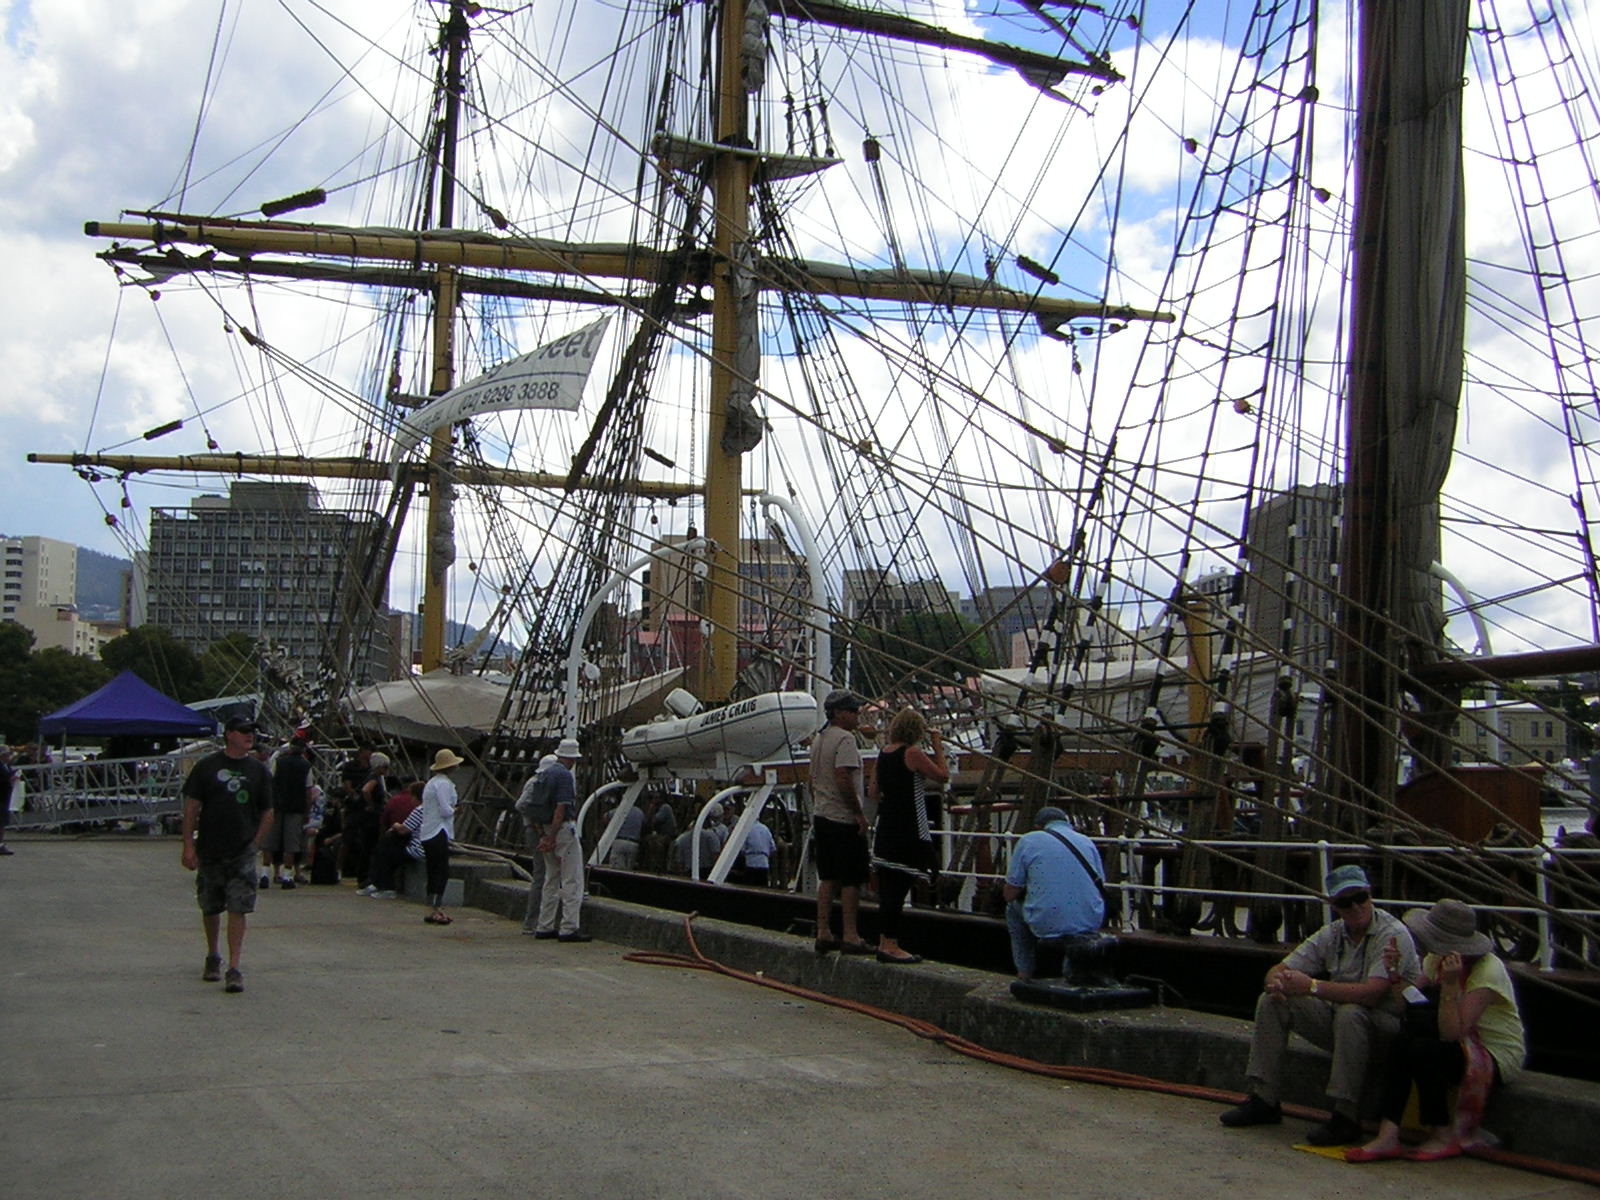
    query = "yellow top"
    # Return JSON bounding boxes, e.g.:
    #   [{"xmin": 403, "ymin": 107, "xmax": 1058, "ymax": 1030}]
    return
[{"xmin": 1423, "ymin": 952, "xmax": 1525, "ymax": 1084}]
